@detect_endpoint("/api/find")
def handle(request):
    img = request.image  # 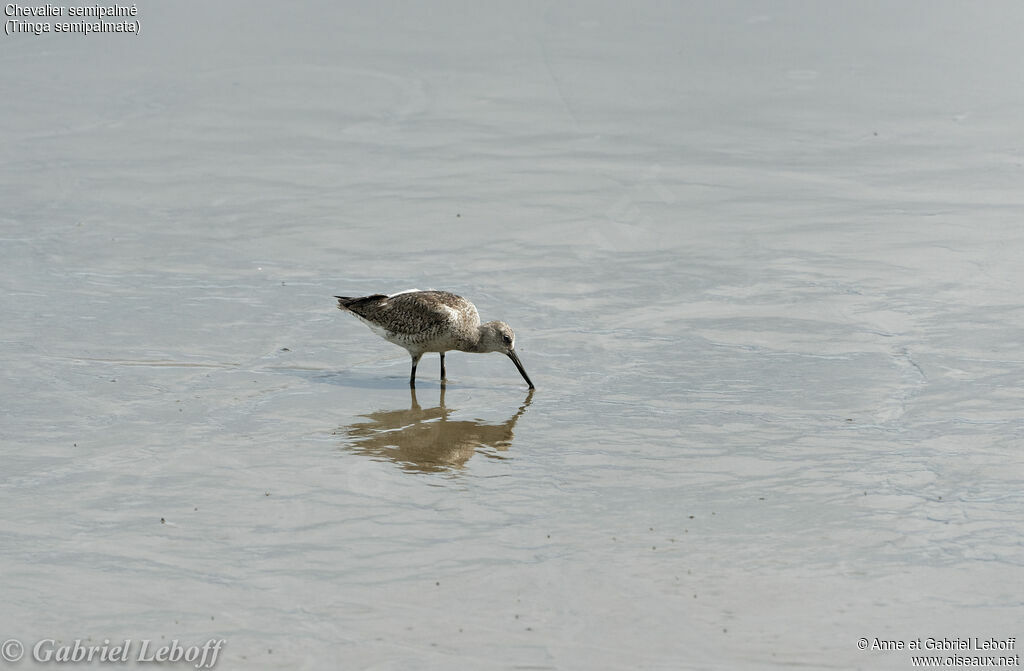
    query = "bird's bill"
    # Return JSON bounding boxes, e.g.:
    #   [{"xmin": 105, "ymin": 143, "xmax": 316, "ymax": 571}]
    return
[{"xmin": 506, "ymin": 350, "xmax": 535, "ymax": 389}]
